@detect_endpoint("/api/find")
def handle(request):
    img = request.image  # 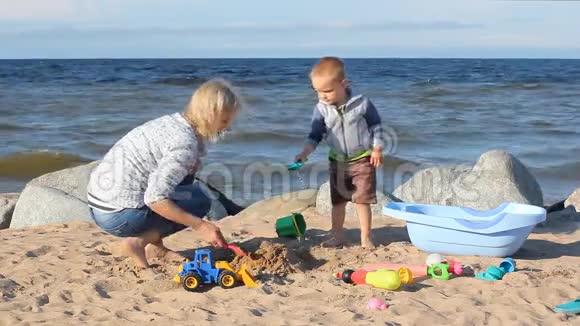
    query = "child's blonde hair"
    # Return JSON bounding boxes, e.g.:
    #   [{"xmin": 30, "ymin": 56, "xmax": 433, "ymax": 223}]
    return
[
  {"xmin": 310, "ymin": 57, "xmax": 346, "ymax": 82},
  {"xmin": 183, "ymin": 79, "xmax": 240, "ymax": 140}
]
